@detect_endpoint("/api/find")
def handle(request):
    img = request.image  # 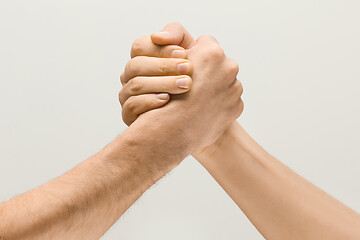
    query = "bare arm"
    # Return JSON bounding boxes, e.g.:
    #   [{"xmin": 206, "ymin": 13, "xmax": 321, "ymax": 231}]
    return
[
  {"xmin": 0, "ymin": 23, "xmax": 242, "ymax": 240},
  {"xmin": 122, "ymin": 22, "xmax": 360, "ymax": 240},
  {"xmin": 195, "ymin": 122, "xmax": 360, "ymax": 239},
  {"xmin": 0, "ymin": 117, "xmax": 191, "ymax": 240}
]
